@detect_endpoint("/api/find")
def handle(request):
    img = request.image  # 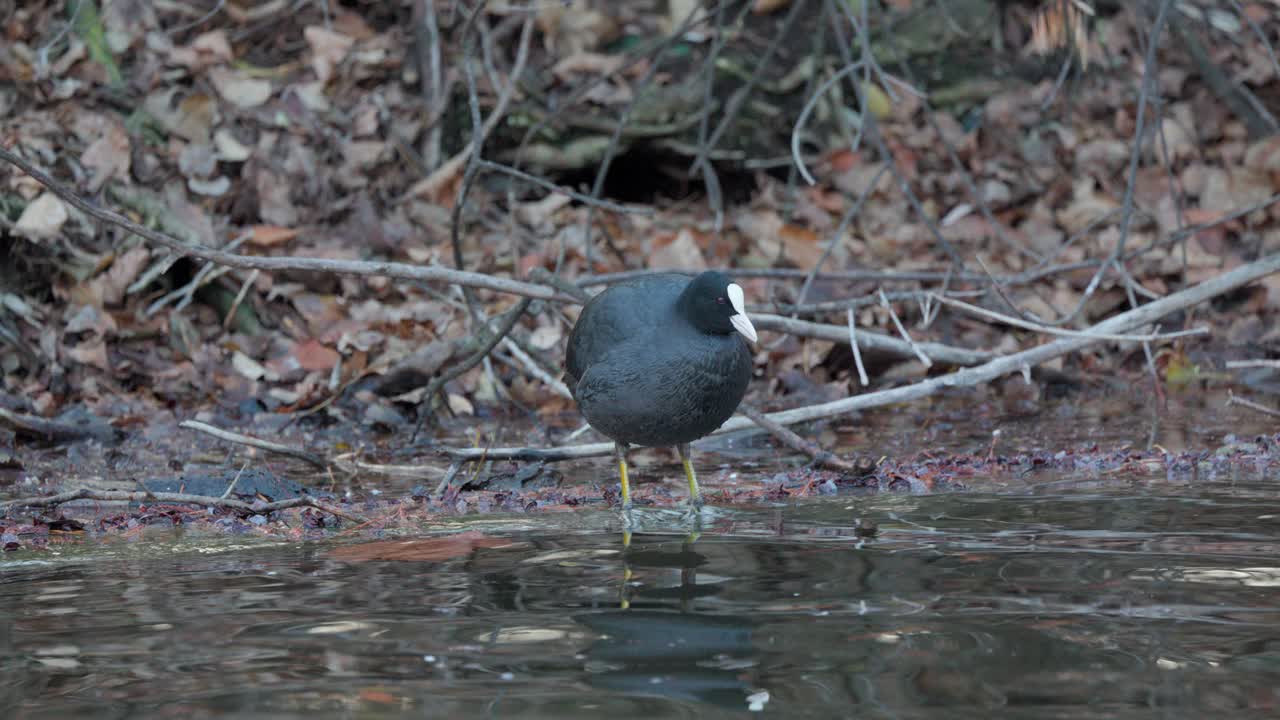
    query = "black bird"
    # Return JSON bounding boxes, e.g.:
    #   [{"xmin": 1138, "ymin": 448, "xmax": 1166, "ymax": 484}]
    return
[{"xmin": 564, "ymin": 271, "xmax": 757, "ymax": 509}]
